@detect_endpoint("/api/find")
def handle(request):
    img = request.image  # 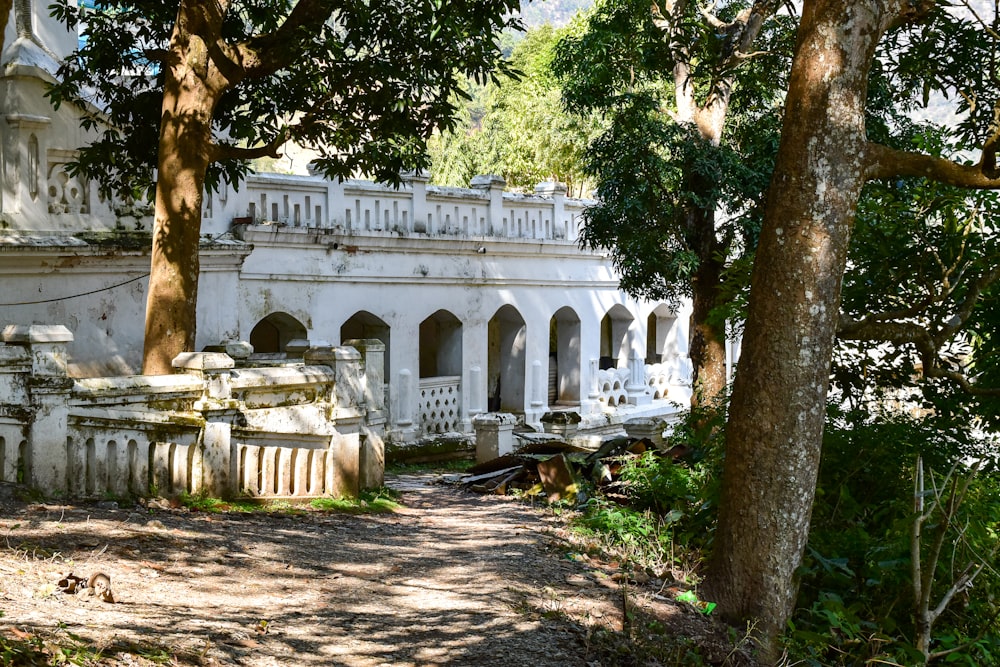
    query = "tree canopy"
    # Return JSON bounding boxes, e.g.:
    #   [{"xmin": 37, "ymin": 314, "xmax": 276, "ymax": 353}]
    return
[
  {"xmin": 428, "ymin": 23, "xmax": 601, "ymax": 194},
  {"xmin": 47, "ymin": 0, "xmax": 521, "ymax": 372},
  {"xmin": 551, "ymin": 0, "xmax": 795, "ymax": 406}
]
